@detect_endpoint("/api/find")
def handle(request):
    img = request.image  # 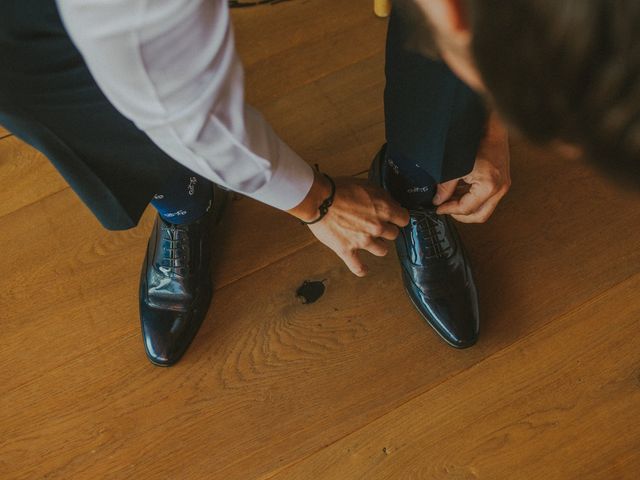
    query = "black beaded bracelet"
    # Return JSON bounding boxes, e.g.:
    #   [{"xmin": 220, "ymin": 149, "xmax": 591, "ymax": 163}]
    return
[{"xmin": 300, "ymin": 173, "xmax": 336, "ymax": 225}]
